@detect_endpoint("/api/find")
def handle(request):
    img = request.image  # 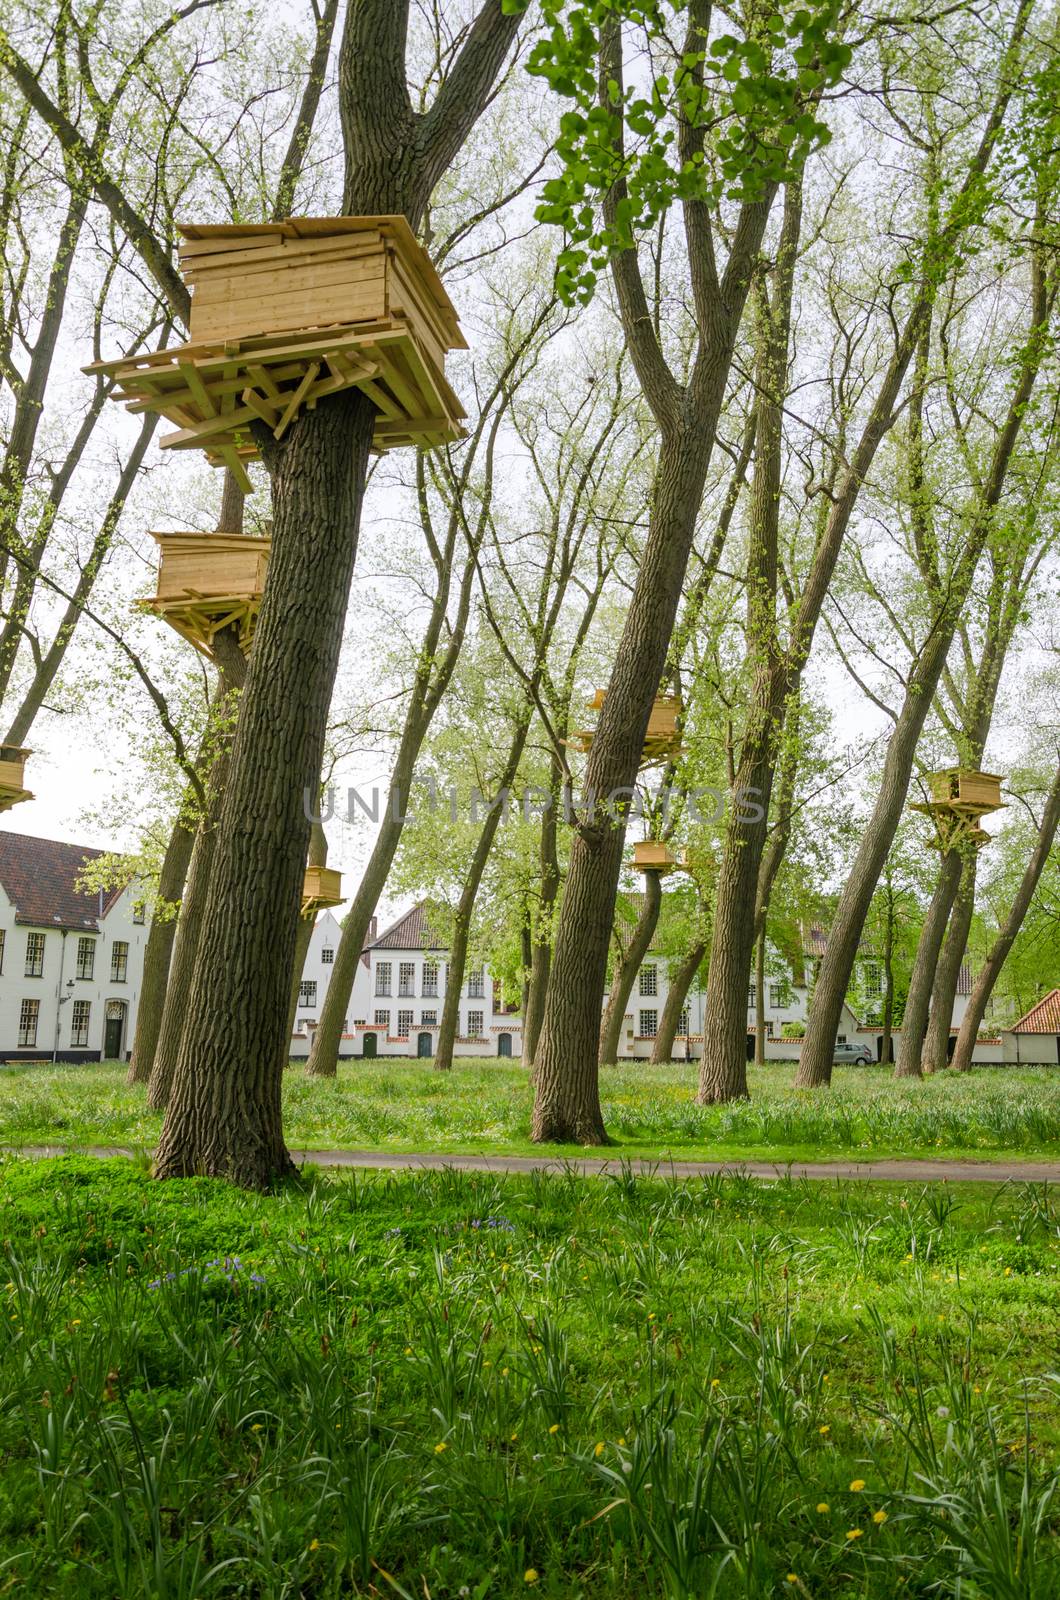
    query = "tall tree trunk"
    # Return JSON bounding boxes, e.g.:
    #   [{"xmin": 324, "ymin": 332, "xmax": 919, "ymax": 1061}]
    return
[
  {"xmin": 651, "ymin": 940, "xmax": 706, "ymax": 1064},
  {"xmin": 434, "ymin": 714, "xmax": 532, "ymax": 1072},
  {"xmin": 130, "ymin": 474, "xmax": 246, "ymax": 1088},
  {"xmin": 895, "ymin": 847, "xmax": 964, "ymax": 1077},
  {"xmin": 881, "ymin": 883, "xmax": 895, "ymax": 1067},
  {"xmin": 922, "ymin": 853, "xmax": 978, "ymax": 1073},
  {"xmin": 524, "ymin": 757, "xmax": 561, "ymax": 1068},
  {"xmin": 152, "ymin": 0, "xmax": 522, "ymax": 1184},
  {"xmin": 951, "ymin": 762, "xmax": 1060, "ymax": 1072},
  {"xmin": 147, "ymin": 630, "xmax": 248, "ymax": 1111},
  {"xmin": 599, "ymin": 870, "xmax": 663, "ymax": 1066},
  {"xmin": 753, "ymin": 926, "xmax": 767, "ymax": 1067}
]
